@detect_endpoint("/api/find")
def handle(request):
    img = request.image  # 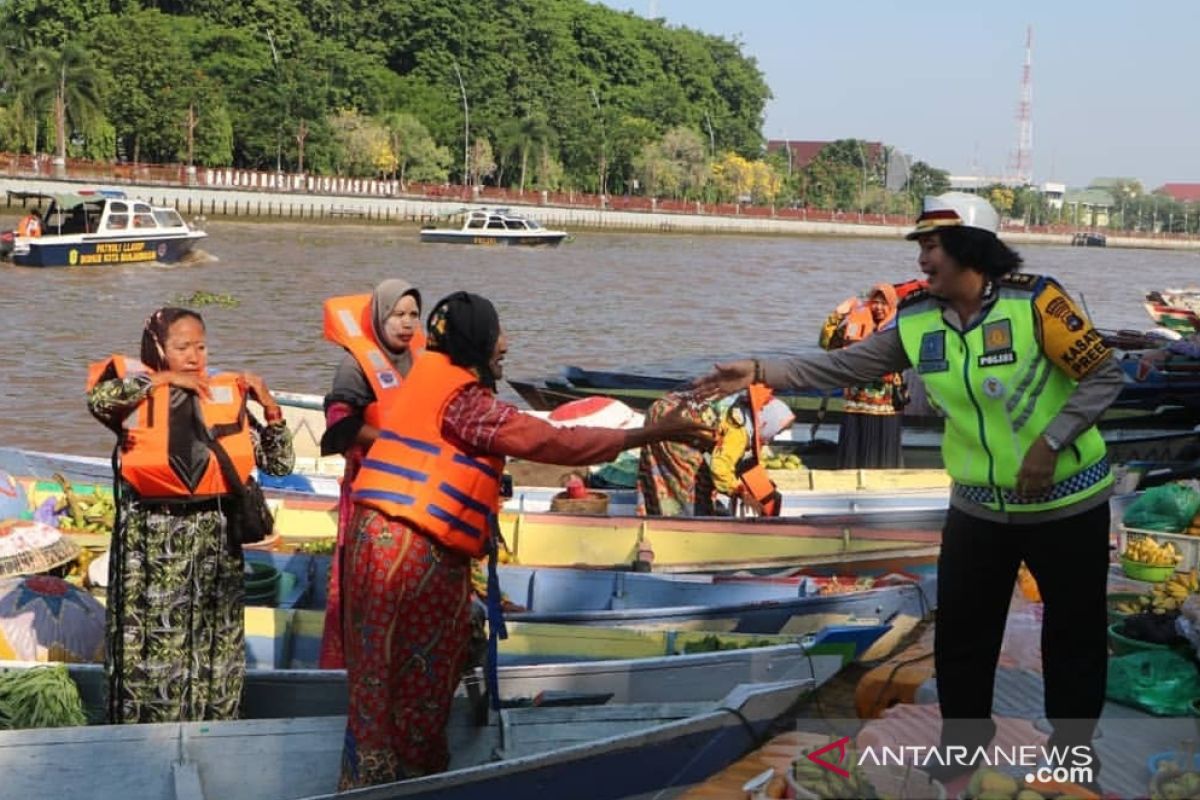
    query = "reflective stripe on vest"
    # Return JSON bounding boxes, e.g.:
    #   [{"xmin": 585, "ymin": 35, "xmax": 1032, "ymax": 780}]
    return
[
  {"xmin": 322, "ymin": 294, "xmax": 425, "ymax": 427},
  {"xmin": 87, "ymin": 356, "xmax": 256, "ymax": 500},
  {"xmin": 350, "ymin": 351, "xmax": 503, "ymax": 557},
  {"xmin": 896, "ymin": 280, "xmax": 1111, "ymax": 513}
]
